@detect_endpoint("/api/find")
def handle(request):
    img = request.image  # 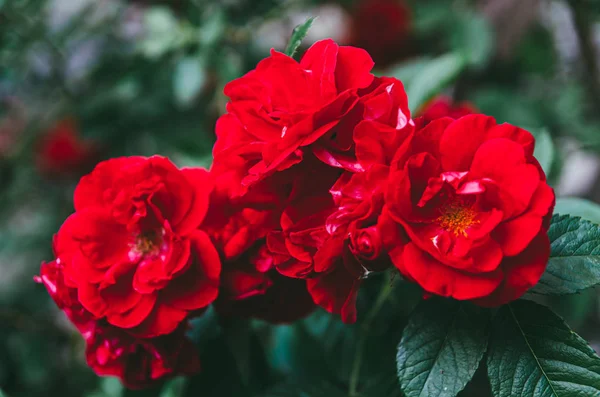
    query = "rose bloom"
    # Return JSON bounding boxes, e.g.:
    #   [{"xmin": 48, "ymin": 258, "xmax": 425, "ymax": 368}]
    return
[
  {"xmin": 350, "ymin": 0, "xmax": 412, "ymax": 67},
  {"xmin": 417, "ymin": 95, "xmax": 478, "ymax": 125},
  {"xmin": 37, "ymin": 119, "xmax": 98, "ymax": 176},
  {"xmin": 37, "ymin": 260, "xmax": 200, "ymax": 389},
  {"xmin": 54, "ymin": 156, "xmax": 221, "ymax": 337},
  {"xmin": 263, "ymin": 77, "xmax": 411, "ymax": 323},
  {"xmin": 212, "ymin": 38, "xmax": 417, "ymax": 322},
  {"xmin": 386, "ymin": 114, "xmax": 554, "ymax": 305},
  {"xmin": 212, "ymin": 39, "xmax": 378, "ymax": 195},
  {"xmin": 204, "ymin": 163, "xmax": 316, "ymax": 323}
]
